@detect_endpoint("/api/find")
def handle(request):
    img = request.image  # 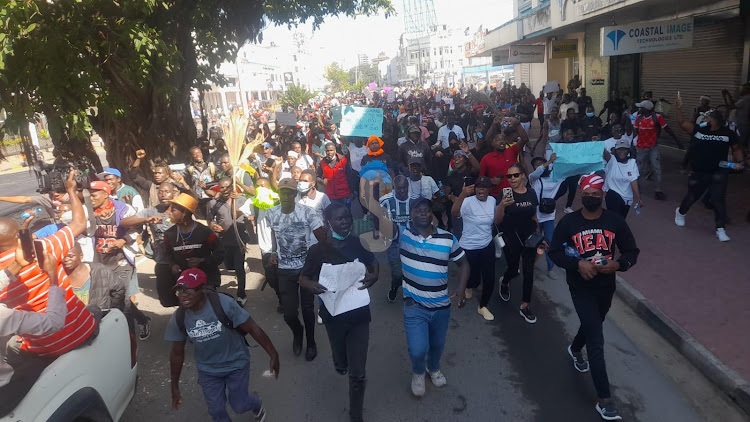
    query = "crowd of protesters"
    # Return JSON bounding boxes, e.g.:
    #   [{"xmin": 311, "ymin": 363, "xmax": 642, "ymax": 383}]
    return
[{"xmin": 0, "ymin": 78, "xmax": 747, "ymax": 422}]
